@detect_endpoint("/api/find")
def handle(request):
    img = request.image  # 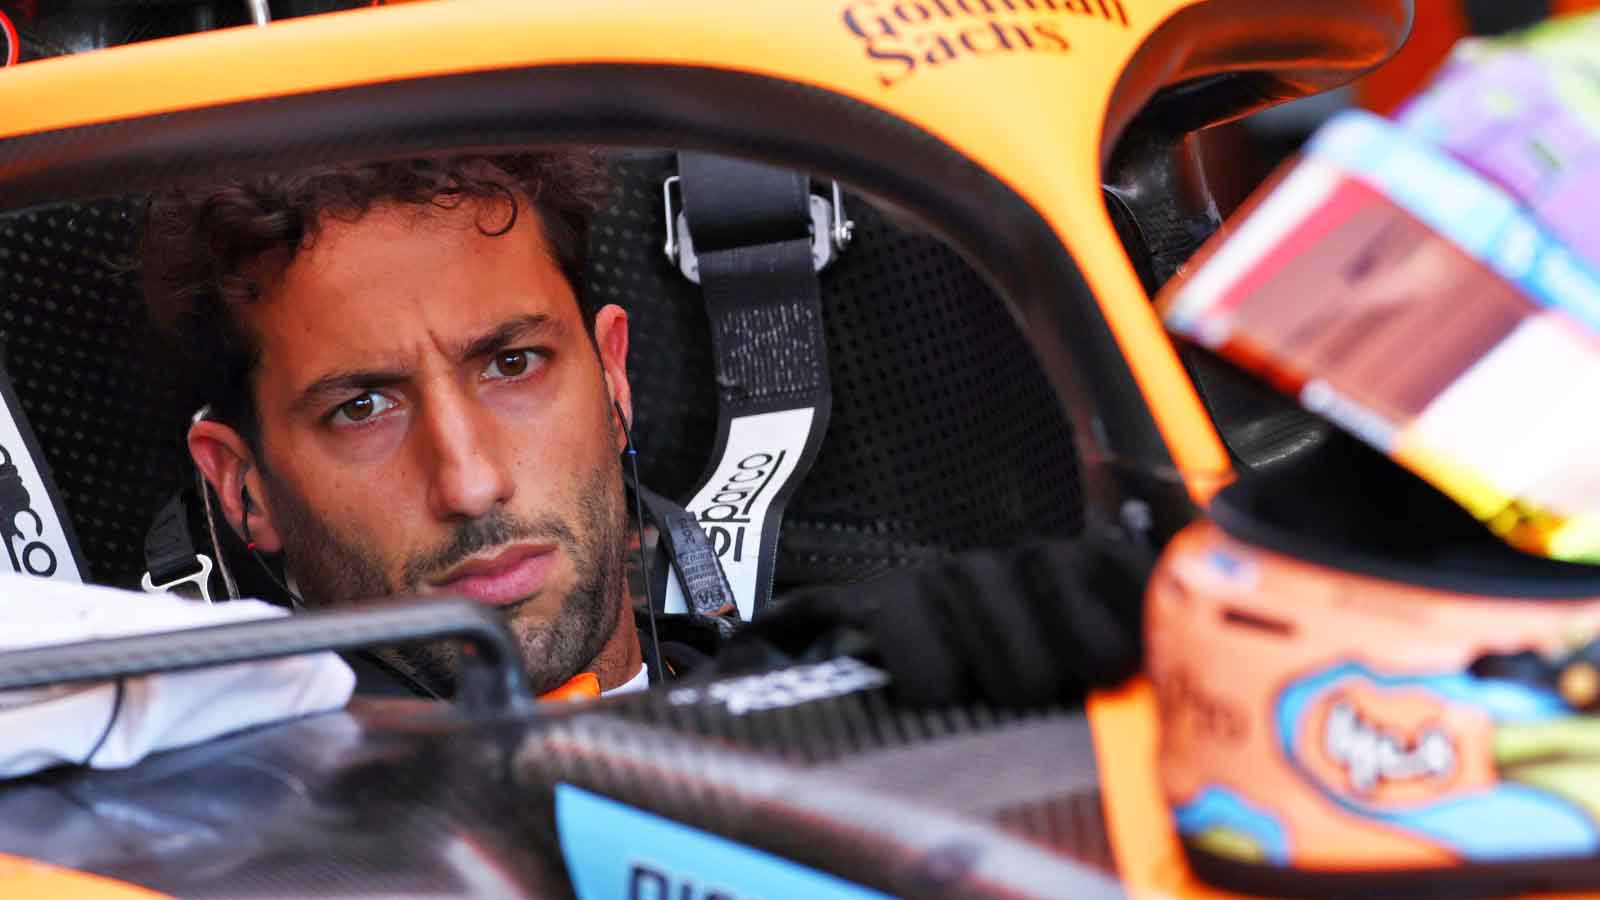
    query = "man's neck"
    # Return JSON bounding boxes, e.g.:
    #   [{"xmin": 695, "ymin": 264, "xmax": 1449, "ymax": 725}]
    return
[{"xmin": 588, "ymin": 603, "xmax": 643, "ymax": 691}]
